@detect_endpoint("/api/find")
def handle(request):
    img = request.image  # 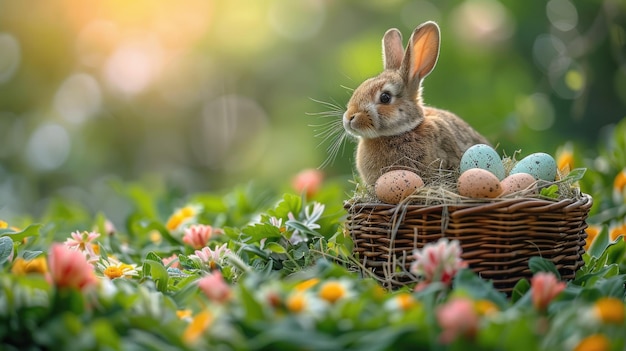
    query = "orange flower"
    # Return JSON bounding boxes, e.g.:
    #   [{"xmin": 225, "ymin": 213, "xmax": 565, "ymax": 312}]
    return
[
  {"xmin": 614, "ymin": 169, "xmax": 626, "ymax": 194},
  {"xmin": 182, "ymin": 309, "xmax": 212, "ymax": 345},
  {"xmin": 556, "ymin": 143, "xmax": 574, "ymax": 173},
  {"xmin": 609, "ymin": 222, "xmax": 626, "ymax": 242},
  {"xmin": 585, "ymin": 225, "xmax": 601, "ymax": 251},
  {"xmin": 166, "ymin": 205, "xmax": 200, "ymax": 231},
  {"xmin": 594, "ymin": 297, "xmax": 625, "ymax": 325},
  {"xmin": 574, "ymin": 334, "xmax": 610, "ymax": 351},
  {"xmin": 11, "ymin": 257, "xmax": 48, "ymax": 275},
  {"xmin": 48, "ymin": 243, "xmax": 98, "ymax": 291}
]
